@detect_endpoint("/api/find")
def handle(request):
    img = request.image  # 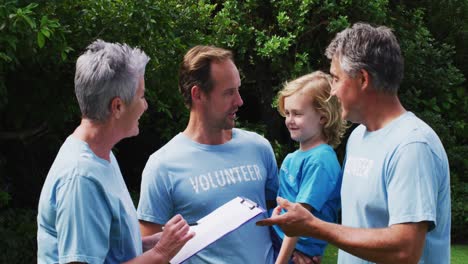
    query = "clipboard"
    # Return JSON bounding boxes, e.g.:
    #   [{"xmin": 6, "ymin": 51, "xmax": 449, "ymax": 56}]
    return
[{"xmin": 170, "ymin": 196, "xmax": 265, "ymax": 264}]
